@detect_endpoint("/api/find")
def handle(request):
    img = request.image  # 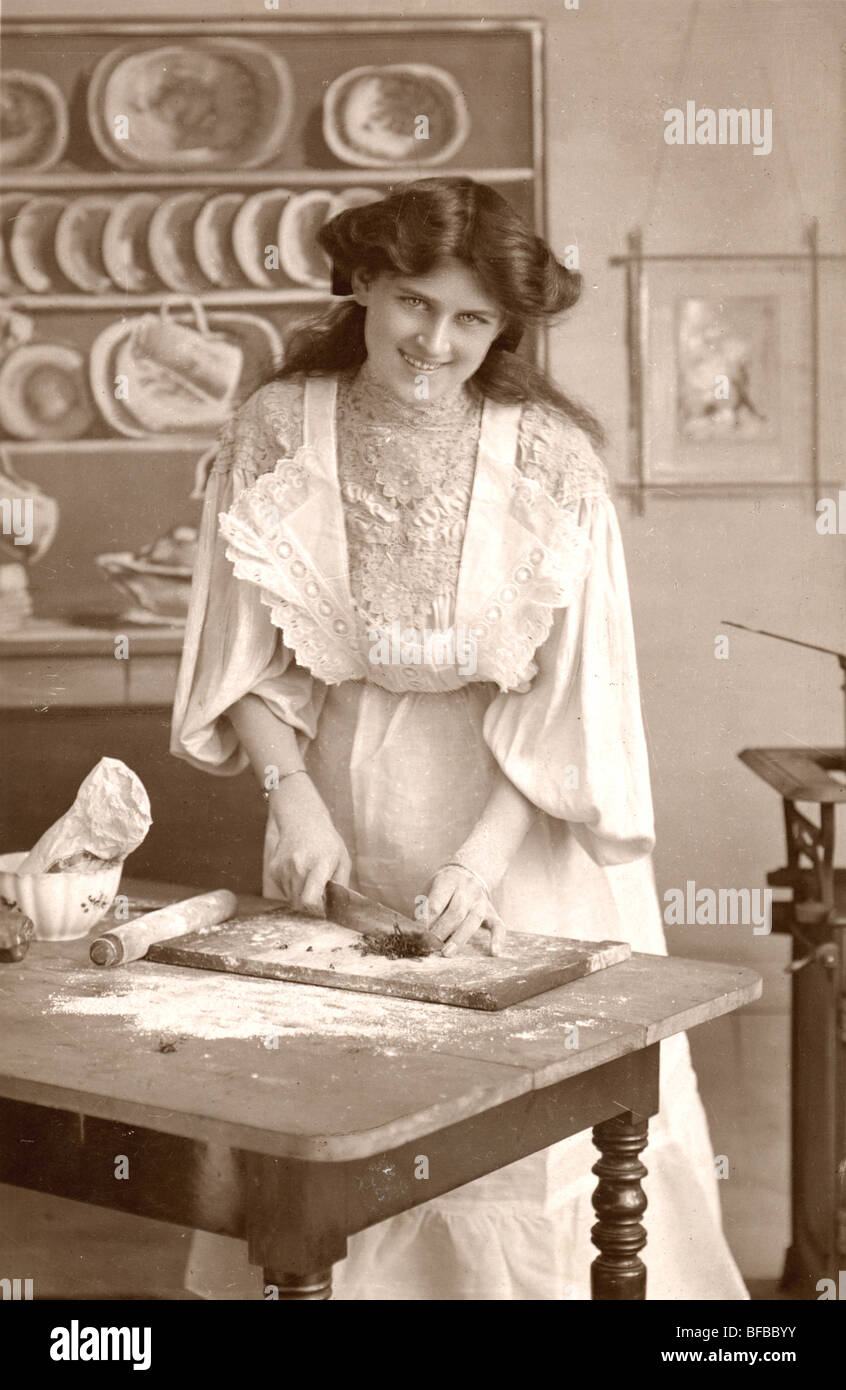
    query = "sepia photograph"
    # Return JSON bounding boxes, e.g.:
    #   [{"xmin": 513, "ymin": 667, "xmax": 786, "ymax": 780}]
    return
[{"xmin": 0, "ymin": 0, "xmax": 843, "ymax": 1350}]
